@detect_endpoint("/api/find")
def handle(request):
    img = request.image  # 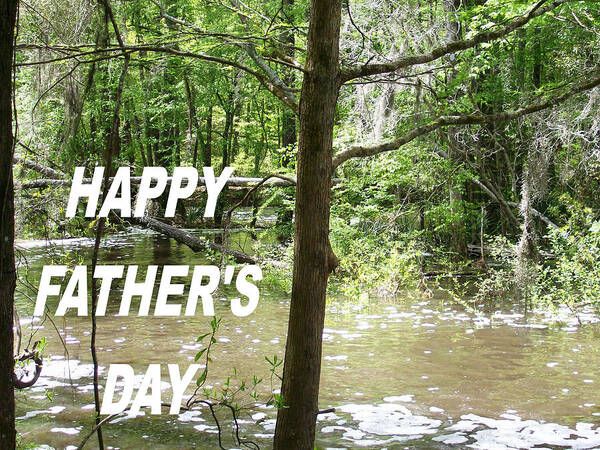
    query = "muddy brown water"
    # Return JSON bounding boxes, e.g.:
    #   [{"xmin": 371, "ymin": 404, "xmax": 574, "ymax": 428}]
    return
[{"xmin": 13, "ymin": 227, "xmax": 600, "ymax": 449}]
